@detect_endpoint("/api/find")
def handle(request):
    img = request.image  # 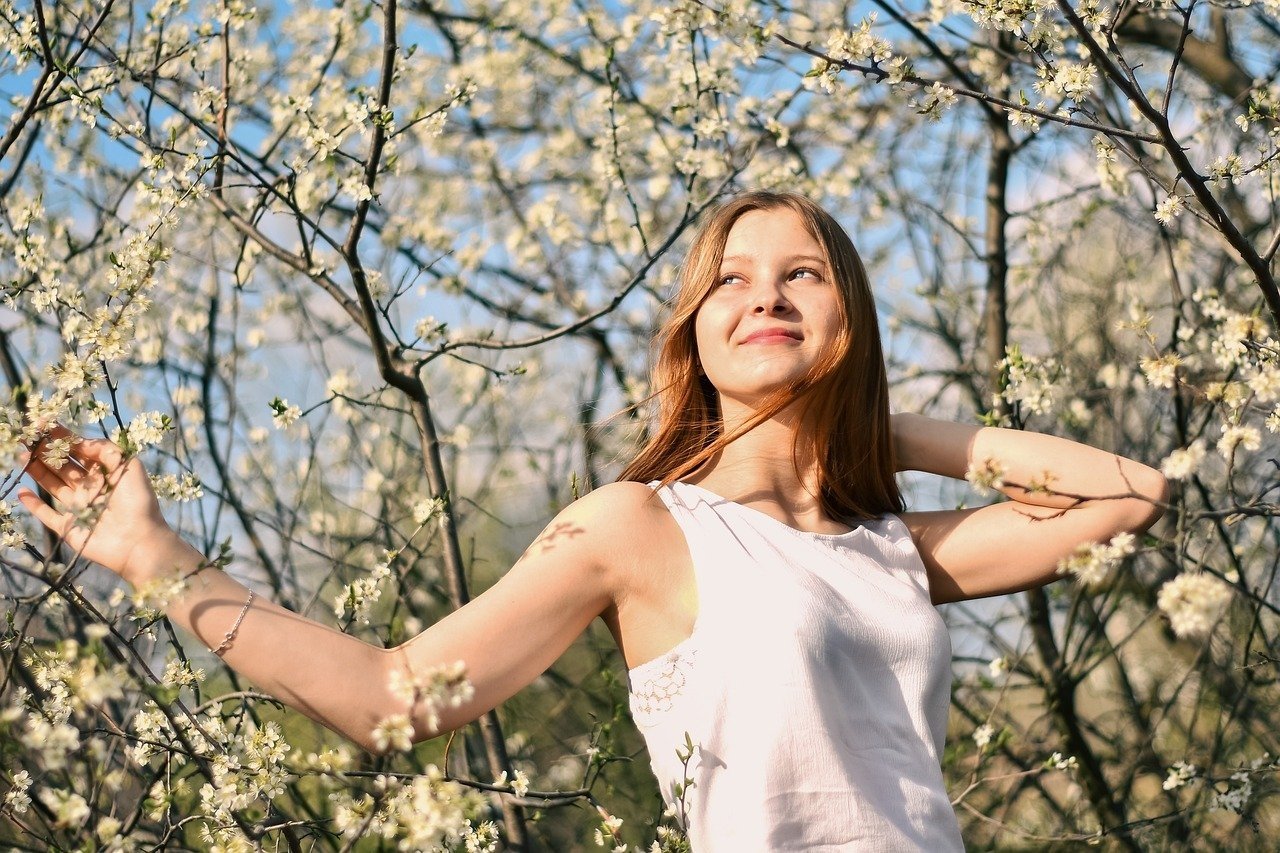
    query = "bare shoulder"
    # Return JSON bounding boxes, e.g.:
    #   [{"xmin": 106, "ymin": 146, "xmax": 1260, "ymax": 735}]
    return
[
  {"xmin": 535, "ymin": 481, "xmax": 679, "ymax": 596},
  {"xmin": 525, "ymin": 481, "xmax": 669, "ymax": 565},
  {"xmin": 563, "ymin": 480, "xmax": 664, "ymax": 525}
]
